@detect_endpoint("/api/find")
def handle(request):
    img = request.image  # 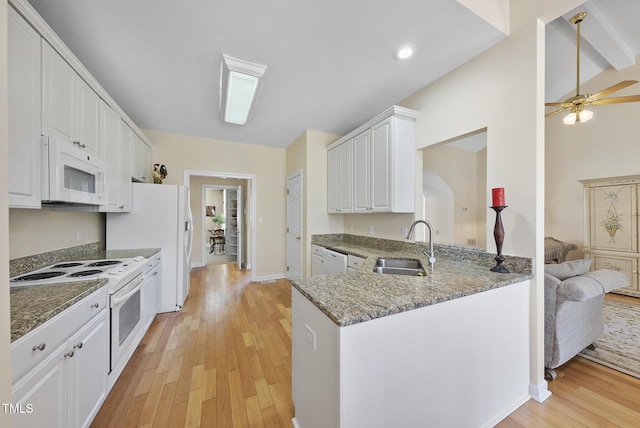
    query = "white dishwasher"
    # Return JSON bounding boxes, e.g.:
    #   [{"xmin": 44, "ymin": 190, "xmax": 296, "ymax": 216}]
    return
[{"xmin": 322, "ymin": 248, "xmax": 348, "ymax": 274}]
